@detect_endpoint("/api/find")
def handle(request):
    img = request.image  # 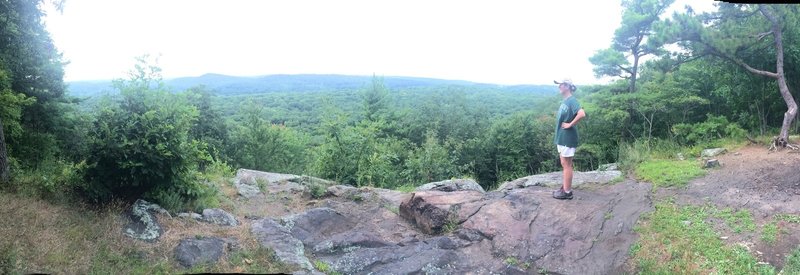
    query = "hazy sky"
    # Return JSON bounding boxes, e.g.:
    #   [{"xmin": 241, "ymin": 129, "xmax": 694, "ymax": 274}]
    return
[{"xmin": 44, "ymin": 0, "xmax": 716, "ymax": 85}]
